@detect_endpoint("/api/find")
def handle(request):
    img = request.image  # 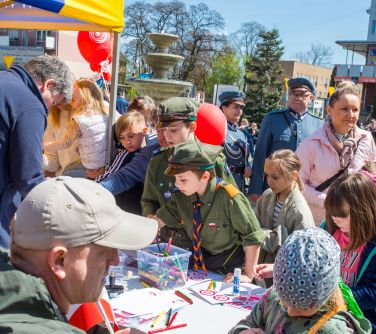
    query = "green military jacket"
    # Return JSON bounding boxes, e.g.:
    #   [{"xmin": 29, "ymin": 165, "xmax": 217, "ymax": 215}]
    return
[
  {"xmin": 156, "ymin": 177, "xmax": 264, "ymax": 255},
  {"xmin": 0, "ymin": 251, "xmax": 85, "ymax": 334},
  {"xmin": 228, "ymin": 288, "xmax": 372, "ymax": 334},
  {"xmin": 141, "ymin": 145, "xmax": 236, "ymax": 217}
]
